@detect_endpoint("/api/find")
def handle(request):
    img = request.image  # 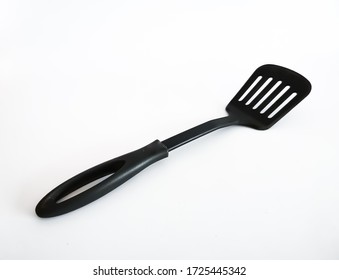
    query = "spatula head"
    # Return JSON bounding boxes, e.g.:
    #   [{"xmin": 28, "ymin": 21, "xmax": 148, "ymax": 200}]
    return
[{"xmin": 226, "ymin": 64, "xmax": 311, "ymax": 130}]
